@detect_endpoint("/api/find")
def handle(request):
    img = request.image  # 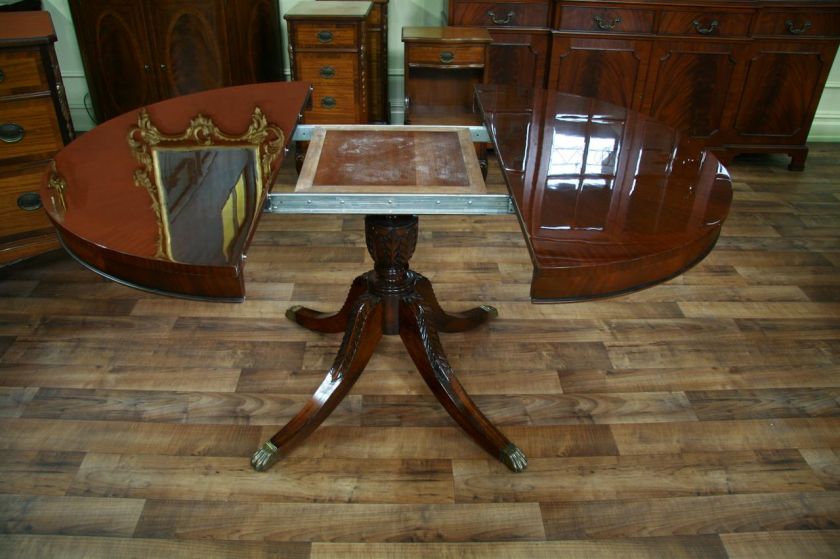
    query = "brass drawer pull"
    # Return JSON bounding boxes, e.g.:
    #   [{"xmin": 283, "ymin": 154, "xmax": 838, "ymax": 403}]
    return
[
  {"xmin": 317, "ymin": 30, "xmax": 333, "ymax": 43},
  {"xmin": 439, "ymin": 51, "xmax": 455, "ymax": 64},
  {"xmin": 692, "ymin": 19, "xmax": 719, "ymax": 35},
  {"xmin": 593, "ymin": 15, "xmax": 622, "ymax": 31},
  {"xmin": 320, "ymin": 65, "xmax": 336, "ymax": 79},
  {"xmin": 0, "ymin": 123, "xmax": 24, "ymax": 143},
  {"xmin": 487, "ymin": 10, "xmax": 514, "ymax": 25},
  {"xmin": 785, "ymin": 19, "xmax": 812, "ymax": 35},
  {"xmin": 17, "ymin": 192, "xmax": 42, "ymax": 211},
  {"xmin": 321, "ymin": 96, "xmax": 336, "ymax": 109}
]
